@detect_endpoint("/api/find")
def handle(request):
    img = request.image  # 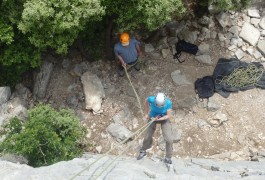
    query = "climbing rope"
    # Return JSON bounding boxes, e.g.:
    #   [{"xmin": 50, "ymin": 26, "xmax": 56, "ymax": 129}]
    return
[
  {"xmin": 69, "ymin": 119, "xmax": 154, "ymax": 180},
  {"xmin": 215, "ymin": 63, "xmax": 264, "ymax": 88},
  {"xmin": 124, "ymin": 59, "xmax": 144, "ymax": 117},
  {"xmin": 70, "ymin": 62, "xmax": 151, "ymax": 179},
  {"xmin": 92, "ymin": 118, "xmax": 156, "ymax": 180}
]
